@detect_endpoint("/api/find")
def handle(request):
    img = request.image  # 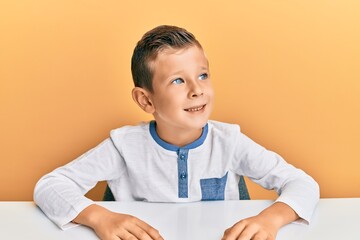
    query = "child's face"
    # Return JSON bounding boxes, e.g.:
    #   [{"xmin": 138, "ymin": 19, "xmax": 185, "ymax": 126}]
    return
[{"xmin": 148, "ymin": 45, "xmax": 214, "ymax": 132}]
